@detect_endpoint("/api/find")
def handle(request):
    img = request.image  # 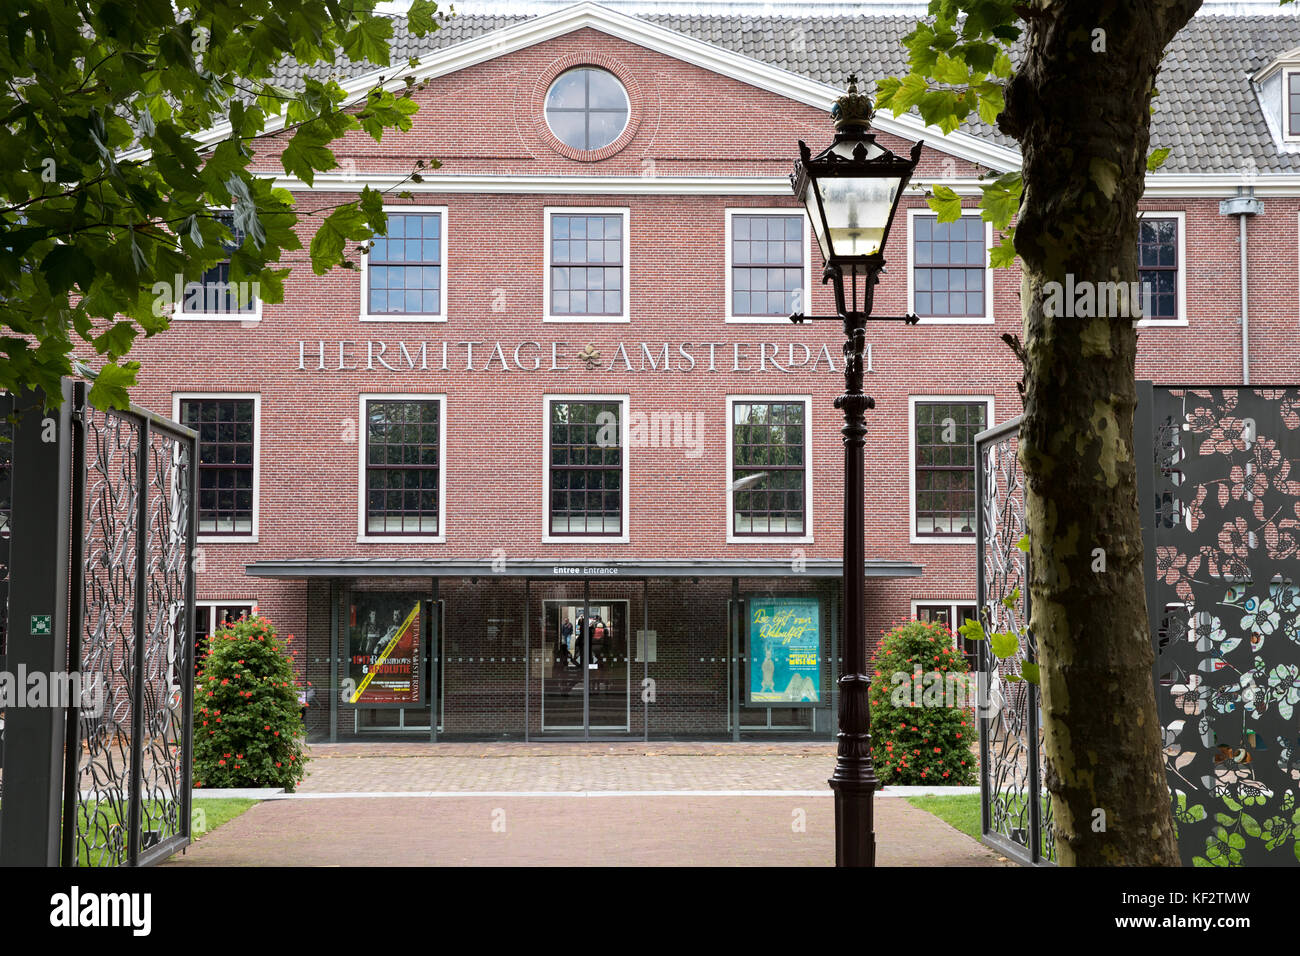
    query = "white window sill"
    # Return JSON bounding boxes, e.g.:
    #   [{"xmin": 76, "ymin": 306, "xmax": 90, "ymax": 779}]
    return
[
  {"xmin": 914, "ymin": 315, "xmax": 996, "ymax": 325},
  {"xmin": 727, "ymin": 533, "xmax": 813, "ymax": 544},
  {"xmin": 357, "ymin": 535, "xmax": 445, "ymax": 544},
  {"xmin": 542, "ymin": 534, "xmax": 630, "ymax": 544},
  {"xmin": 197, "ymin": 535, "xmax": 259, "ymax": 545},
  {"xmin": 359, "ymin": 313, "xmax": 447, "ymax": 323},
  {"xmin": 543, "ymin": 315, "xmax": 631, "ymax": 324},
  {"xmin": 911, "ymin": 534, "xmax": 977, "ymax": 545},
  {"xmin": 174, "ymin": 311, "xmax": 261, "ymax": 322},
  {"xmin": 1135, "ymin": 318, "xmax": 1189, "ymax": 328},
  {"xmin": 725, "ymin": 315, "xmax": 796, "ymax": 324}
]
